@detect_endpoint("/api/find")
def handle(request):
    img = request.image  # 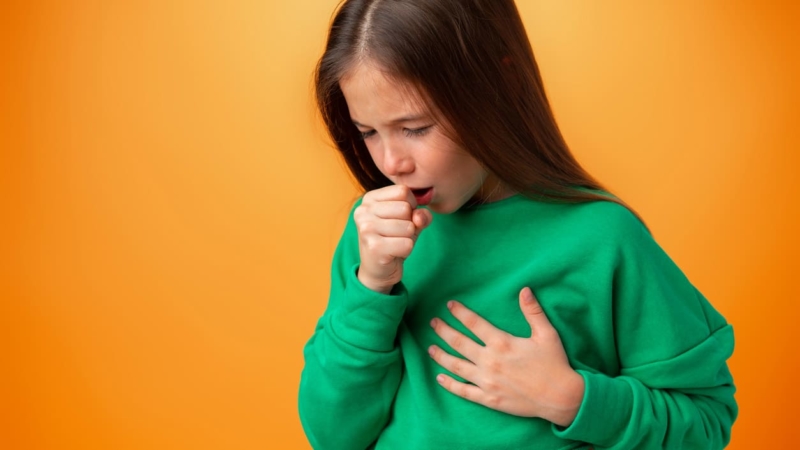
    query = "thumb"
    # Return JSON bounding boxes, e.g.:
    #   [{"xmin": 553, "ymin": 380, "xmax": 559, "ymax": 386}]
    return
[
  {"xmin": 412, "ymin": 208, "xmax": 433, "ymax": 233},
  {"xmin": 519, "ymin": 287, "xmax": 552, "ymax": 333}
]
